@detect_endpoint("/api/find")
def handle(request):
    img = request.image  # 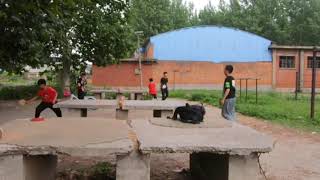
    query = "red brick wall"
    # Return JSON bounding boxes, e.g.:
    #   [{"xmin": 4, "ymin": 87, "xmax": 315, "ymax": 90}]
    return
[
  {"xmin": 92, "ymin": 61, "xmax": 273, "ymax": 89},
  {"xmin": 272, "ymin": 49, "xmax": 320, "ymax": 89},
  {"xmin": 274, "ymin": 49, "xmax": 299, "ymax": 88},
  {"xmin": 92, "ymin": 63, "xmax": 153, "ymax": 87},
  {"xmin": 303, "ymin": 51, "xmax": 320, "ymax": 88}
]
